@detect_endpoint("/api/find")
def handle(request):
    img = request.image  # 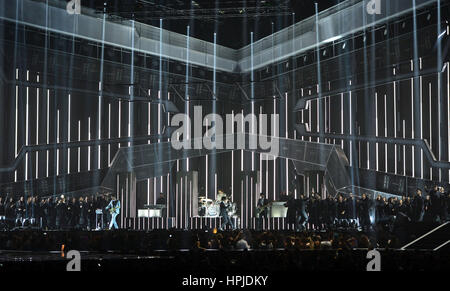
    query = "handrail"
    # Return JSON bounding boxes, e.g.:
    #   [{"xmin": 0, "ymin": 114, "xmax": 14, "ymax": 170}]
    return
[
  {"xmin": 400, "ymin": 222, "xmax": 450, "ymax": 250},
  {"xmin": 0, "ymin": 134, "xmax": 167, "ymax": 173}
]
